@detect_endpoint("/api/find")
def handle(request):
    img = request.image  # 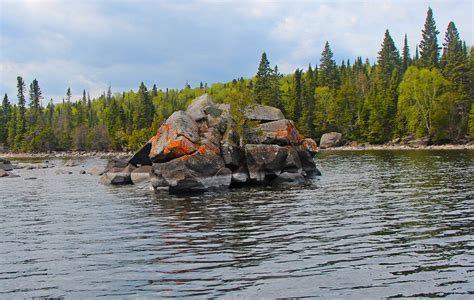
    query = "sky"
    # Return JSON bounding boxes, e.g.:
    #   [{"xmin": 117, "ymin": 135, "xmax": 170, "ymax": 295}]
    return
[{"xmin": 0, "ymin": 0, "xmax": 472, "ymax": 102}]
